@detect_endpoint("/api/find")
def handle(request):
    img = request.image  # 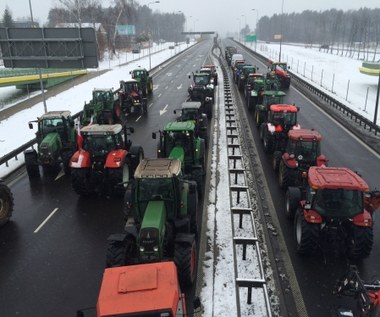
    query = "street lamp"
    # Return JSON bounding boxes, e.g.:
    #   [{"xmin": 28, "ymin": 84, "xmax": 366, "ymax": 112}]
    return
[
  {"xmin": 241, "ymin": 14, "xmax": 246, "ymax": 41},
  {"xmin": 279, "ymin": 0, "xmax": 284, "ymax": 62},
  {"xmin": 252, "ymin": 9, "xmax": 259, "ymax": 51},
  {"xmin": 147, "ymin": 1, "xmax": 160, "ymax": 70}
]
